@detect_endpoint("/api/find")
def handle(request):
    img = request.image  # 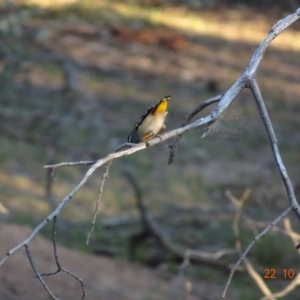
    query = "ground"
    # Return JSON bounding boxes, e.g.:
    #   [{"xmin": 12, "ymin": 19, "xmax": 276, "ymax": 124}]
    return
[{"xmin": 0, "ymin": 223, "xmax": 238, "ymax": 300}]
